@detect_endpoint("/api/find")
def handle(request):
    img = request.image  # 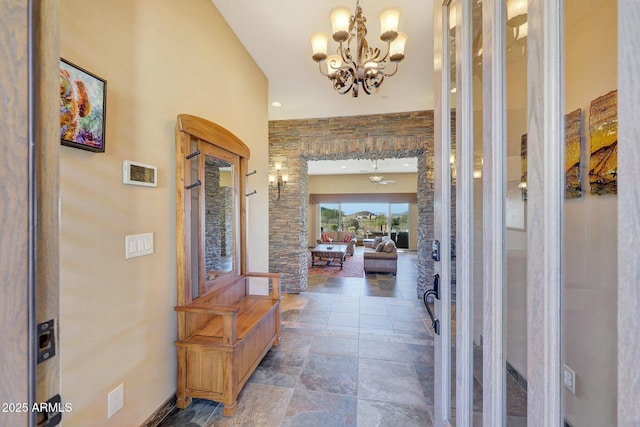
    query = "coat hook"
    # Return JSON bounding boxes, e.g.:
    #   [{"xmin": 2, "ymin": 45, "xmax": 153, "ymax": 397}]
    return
[
  {"xmin": 185, "ymin": 180, "xmax": 201, "ymax": 190},
  {"xmin": 245, "ymin": 170, "xmax": 257, "ymax": 177},
  {"xmin": 246, "ymin": 190, "xmax": 257, "ymax": 197},
  {"xmin": 185, "ymin": 149, "xmax": 201, "ymax": 160}
]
